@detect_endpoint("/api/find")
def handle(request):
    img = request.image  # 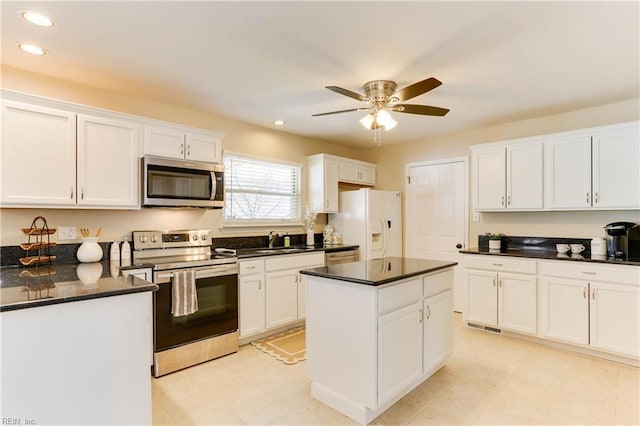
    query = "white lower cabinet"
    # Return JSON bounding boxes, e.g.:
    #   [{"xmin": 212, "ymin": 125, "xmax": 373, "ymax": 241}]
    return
[
  {"xmin": 463, "ymin": 256, "xmax": 537, "ymax": 334},
  {"xmin": 239, "ymin": 252, "xmax": 324, "ymax": 339},
  {"xmin": 541, "ymin": 261, "xmax": 640, "ymax": 358},
  {"xmin": 423, "ymin": 290, "xmax": 454, "ymax": 374},
  {"xmin": 265, "ymin": 269, "xmax": 299, "ymax": 329},
  {"xmin": 378, "ymin": 301, "xmax": 423, "ymax": 404}
]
